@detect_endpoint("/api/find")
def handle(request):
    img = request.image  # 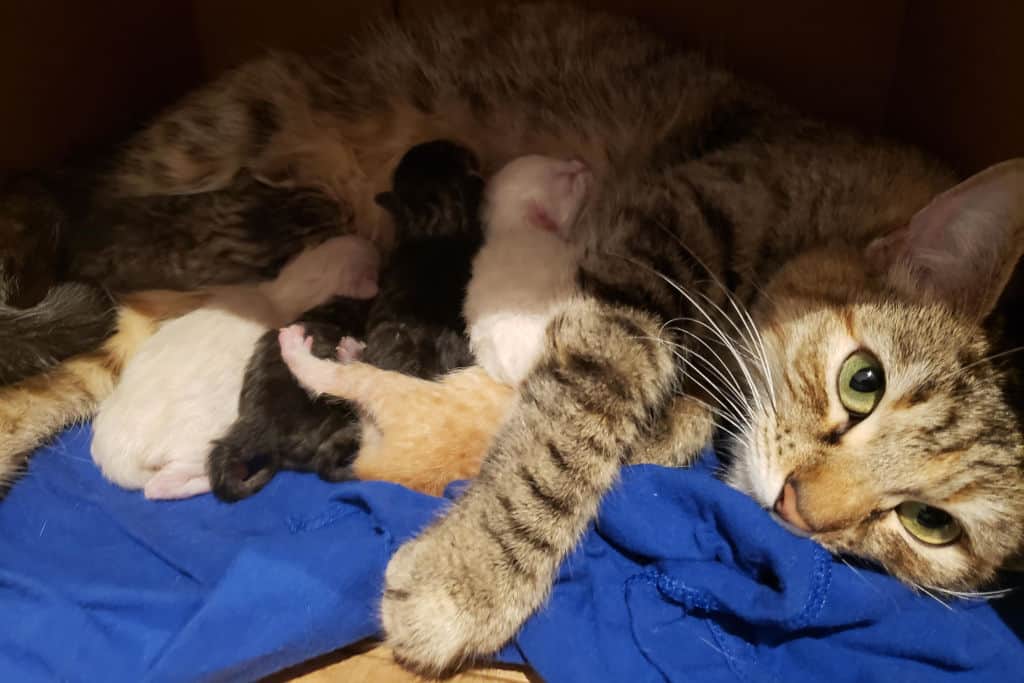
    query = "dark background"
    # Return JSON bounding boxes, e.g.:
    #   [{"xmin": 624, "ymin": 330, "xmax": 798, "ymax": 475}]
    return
[{"xmin": 0, "ymin": 0, "xmax": 1020, "ymax": 175}]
